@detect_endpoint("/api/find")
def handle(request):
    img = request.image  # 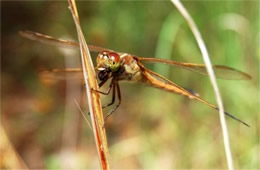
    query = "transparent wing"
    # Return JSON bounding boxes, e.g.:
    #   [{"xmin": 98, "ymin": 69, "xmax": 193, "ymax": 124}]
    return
[
  {"xmin": 138, "ymin": 57, "xmax": 251, "ymax": 80},
  {"xmin": 19, "ymin": 30, "xmax": 112, "ymax": 52}
]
